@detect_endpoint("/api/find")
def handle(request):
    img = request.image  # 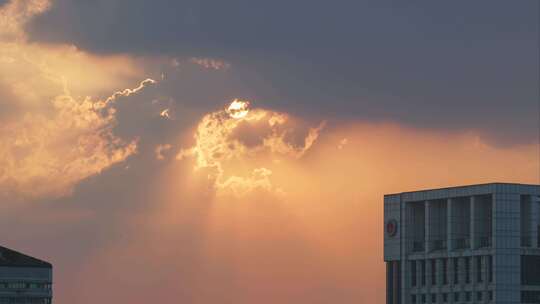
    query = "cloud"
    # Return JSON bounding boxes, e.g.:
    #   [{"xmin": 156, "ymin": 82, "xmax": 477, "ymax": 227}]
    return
[
  {"xmin": 154, "ymin": 144, "xmax": 172, "ymax": 160},
  {"xmin": 25, "ymin": 0, "xmax": 539, "ymax": 147},
  {"xmin": 0, "ymin": 0, "xmax": 50, "ymax": 40},
  {"xmin": 0, "ymin": 0, "xmax": 157, "ymax": 200},
  {"xmin": 0, "ymin": 79, "xmax": 158, "ymax": 199},
  {"xmin": 189, "ymin": 57, "xmax": 231, "ymax": 70},
  {"xmin": 178, "ymin": 99, "xmax": 325, "ymax": 196}
]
